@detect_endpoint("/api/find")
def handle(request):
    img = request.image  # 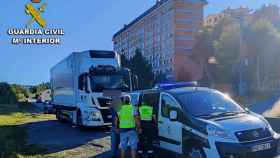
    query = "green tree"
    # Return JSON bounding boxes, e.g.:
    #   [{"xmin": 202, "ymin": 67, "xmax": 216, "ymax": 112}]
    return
[
  {"xmin": 252, "ymin": 4, "xmax": 280, "ymax": 28},
  {"xmin": 0, "ymin": 83, "xmax": 17, "ymax": 104},
  {"xmin": 246, "ymin": 19, "xmax": 280, "ymax": 87},
  {"xmin": 193, "ymin": 6, "xmax": 280, "ymax": 94},
  {"xmin": 10, "ymin": 84, "xmax": 29, "ymax": 101},
  {"xmin": 29, "ymin": 86, "xmax": 37, "ymax": 94},
  {"xmin": 130, "ymin": 49, "xmax": 154, "ymax": 89},
  {"xmin": 121, "ymin": 49, "xmax": 155, "ymax": 89},
  {"xmin": 214, "ymin": 20, "xmax": 241, "ymax": 65},
  {"xmin": 153, "ymin": 72, "xmax": 167, "ymax": 85},
  {"xmin": 192, "ymin": 27, "xmax": 216, "ymax": 85},
  {"xmin": 213, "ymin": 19, "xmax": 242, "ymax": 83},
  {"xmin": 29, "ymin": 82, "xmax": 50, "ymax": 96}
]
